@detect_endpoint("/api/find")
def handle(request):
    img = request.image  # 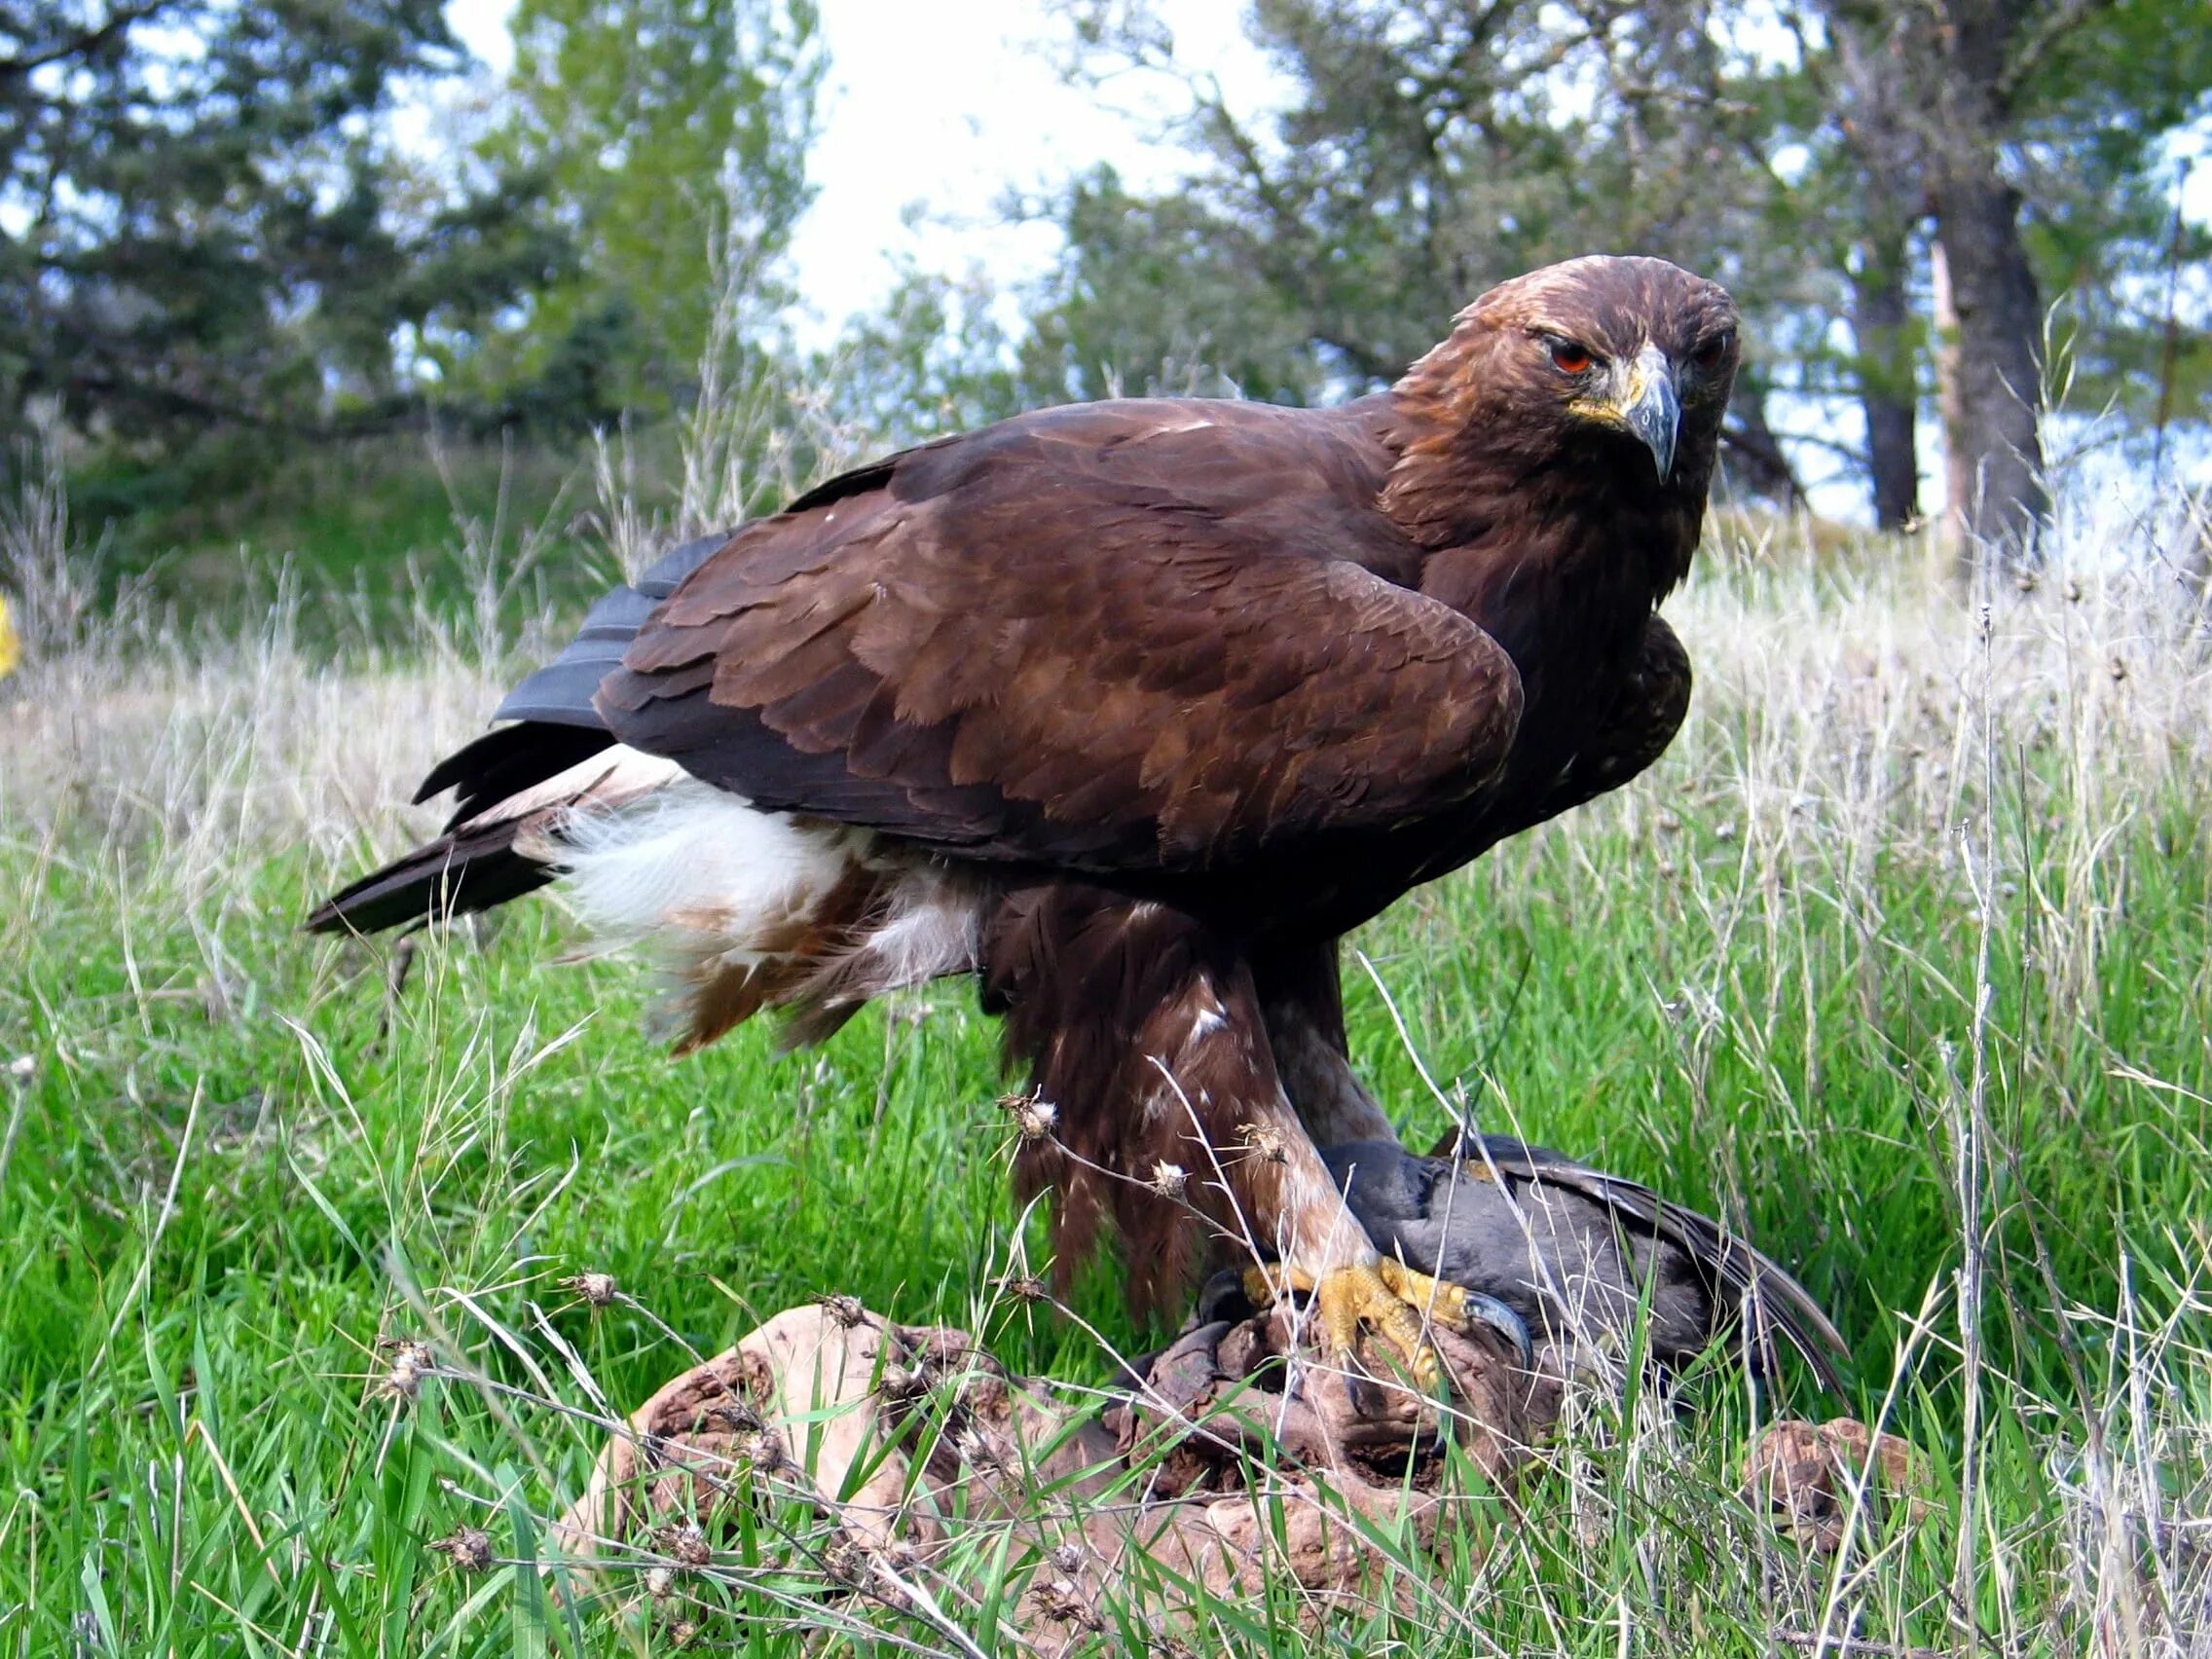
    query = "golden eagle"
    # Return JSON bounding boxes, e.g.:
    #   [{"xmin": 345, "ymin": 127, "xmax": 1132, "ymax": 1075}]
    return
[{"xmin": 311, "ymin": 255, "xmax": 1741, "ymax": 1382}]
